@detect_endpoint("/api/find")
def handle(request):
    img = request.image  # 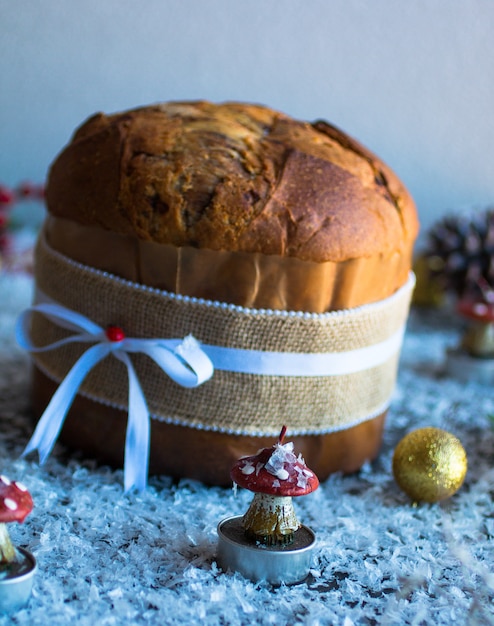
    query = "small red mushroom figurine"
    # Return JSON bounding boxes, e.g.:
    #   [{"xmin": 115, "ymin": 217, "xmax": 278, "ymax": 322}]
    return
[
  {"xmin": 457, "ymin": 279, "xmax": 494, "ymax": 357},
  {"xmin": 0, "ymin": 476, "xmax": 33, "ymax": 567},
  {"xmin": 231, "ymin": 426, "xmax": 319, "ymax": 546}
]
